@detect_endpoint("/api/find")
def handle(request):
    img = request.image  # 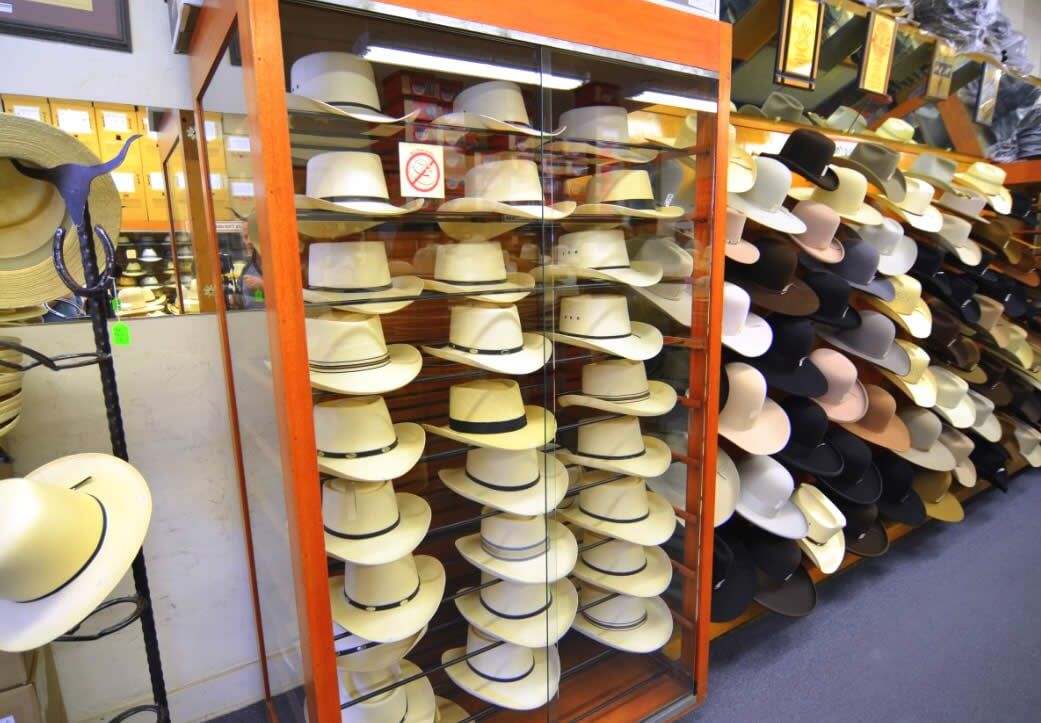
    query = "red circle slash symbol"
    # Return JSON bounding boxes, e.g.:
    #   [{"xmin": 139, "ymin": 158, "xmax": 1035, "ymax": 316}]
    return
[{"xmin": 406, "ymin": 151, "xmax": 441, "ymax": 193}]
